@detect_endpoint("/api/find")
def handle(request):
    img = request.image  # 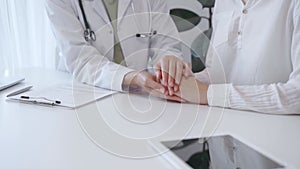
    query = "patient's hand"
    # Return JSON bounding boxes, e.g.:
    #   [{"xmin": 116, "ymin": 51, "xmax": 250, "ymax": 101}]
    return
[
  {"xmin": 175, "ymin": 77, "xmax": 209, "ymax": 105},
  {"xmin": 124, "ymin": 71, "xmax": 186, "ymax": 102},
  {"xmin": 154, "ymin": 56, "xmax": 193, "ymax": 96},
  {"xmin": 146, "ymin": 87, "xmax": 187, "ymax": 103}
]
